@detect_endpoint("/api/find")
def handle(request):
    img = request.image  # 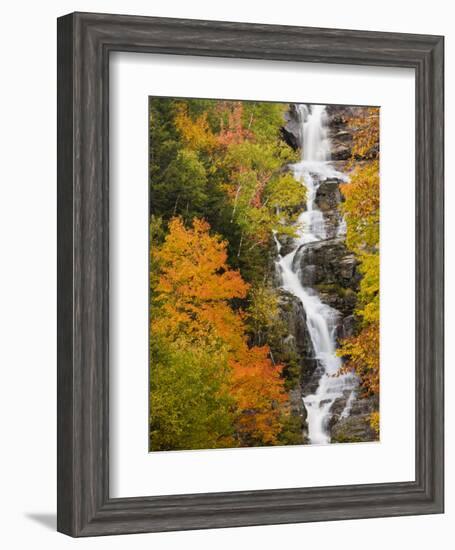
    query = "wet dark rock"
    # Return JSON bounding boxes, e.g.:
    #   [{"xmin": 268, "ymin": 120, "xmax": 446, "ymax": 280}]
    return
[
  {"xmin": 301, "ymin": 363, "xmax": 325, "ymax": 397},
  {"xmin": 277, "ymin": 291, "xmax": 315, "ymax": 365},
  {"xmin": 314, "ymin": 179, "xmax": 345, "ymax": 238},
  {"xmin": 269, "ymin": 260, "xmax": 282, "ymax": 288},
  {"xmin": 326, "ymin": 106, "xmax": 355, "ymax": 160},
  {"xmin": 290, "ymin": 236, "xmax": 360, "ymax": 321},
  {"xmin": 327, "ymin": 391, "xmax": 352, "ymax": 431},
  {"xmin": 315, "ymin": 180, "xmax": 343, "ymax": 211},
  {"xmin": 281, "ymin": 104, "xmax": 303, "ymax": 150},
  {"xmin": 330, "ymin": 414, "xmax": 377, "ymax": 443},
  {"xmin": 275, "ymin": 103, "xmax": 379, "ymax": 445},
  {"xmin": 330, "ymin": 143, "xmax": 352, "ymax": 161},
  {"xmin": 288, "ymin": 387, "xmax": 309, "ymax": 444},
  {"xmin": 339, "ymin": 255, "xmax": 357, "ymax": 281},
  {"xmin": 320, "ymin": 398, "xmax": 333, "ymax": 407},
  {"xmin": 325, "ymin": 105, "xmax": 359, "ymax": 160},
  {"xmin": 294, "ymin": 237, "xmax": 360, "ymax": 291},
  {"xmin": 282, "ymin": 104, "xmax": 378, "ymax": 161},
  {"xmin": 330, "ymin": 394, "xmax": 379, "ymax": 443},
  {"xmin": 350, "ymin": 394, "xmax": 379, "ymax": 416},
  {"xmin": 275, "ymin": 233, "xmax": 297, "ymax": 257},
  {"xmin": 299, "ymin": 264, "xmax": 324, "ymax": 287},
  {"xmin": 289, "ymin": 387, "xmax": 306, "ymax": 422},
  {"xmin": 318, "ymin": 287, "xmax": 357, "ymax": 318},
  {"xmin": 337, "ymin": 314, "xmax": 357, "ymax": 340},
  {"xmin": 323, "ymin": 211, "xmax": 343, "ymax": 240},
  {"xmin": 330, "ymin": 393, "xmax": 350, "ymax": 416},
  {"xmin": 326, "ymin": 105, "xmax": 359, "ymax": 124}
]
